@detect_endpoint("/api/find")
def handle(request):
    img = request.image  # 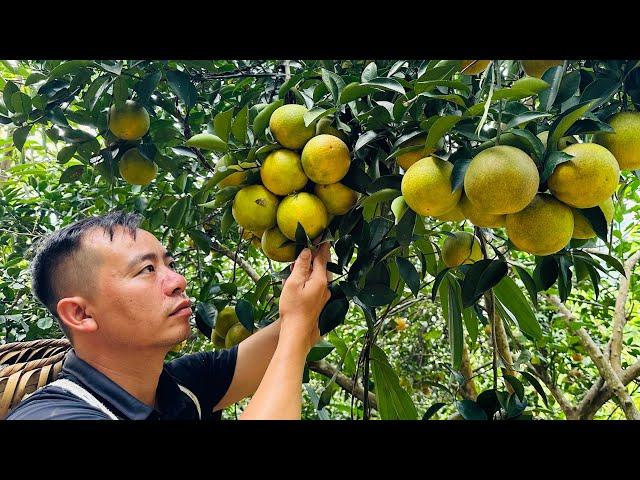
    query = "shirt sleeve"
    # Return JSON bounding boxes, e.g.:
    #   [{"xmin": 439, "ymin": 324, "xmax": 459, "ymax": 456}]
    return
[
  {"xmin": 5, "ymin": 388, "xmax": 112, "ymax": 420},
  {"xmin": 165, "ymin": 346, "xmax": 238, "ymax": 417}
]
